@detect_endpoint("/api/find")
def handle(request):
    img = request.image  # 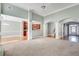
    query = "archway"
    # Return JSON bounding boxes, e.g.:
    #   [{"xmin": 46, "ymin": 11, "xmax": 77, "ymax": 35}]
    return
[{"xmin": 59, "ymin": 17, "xmax": 79, "ymax": 42}]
